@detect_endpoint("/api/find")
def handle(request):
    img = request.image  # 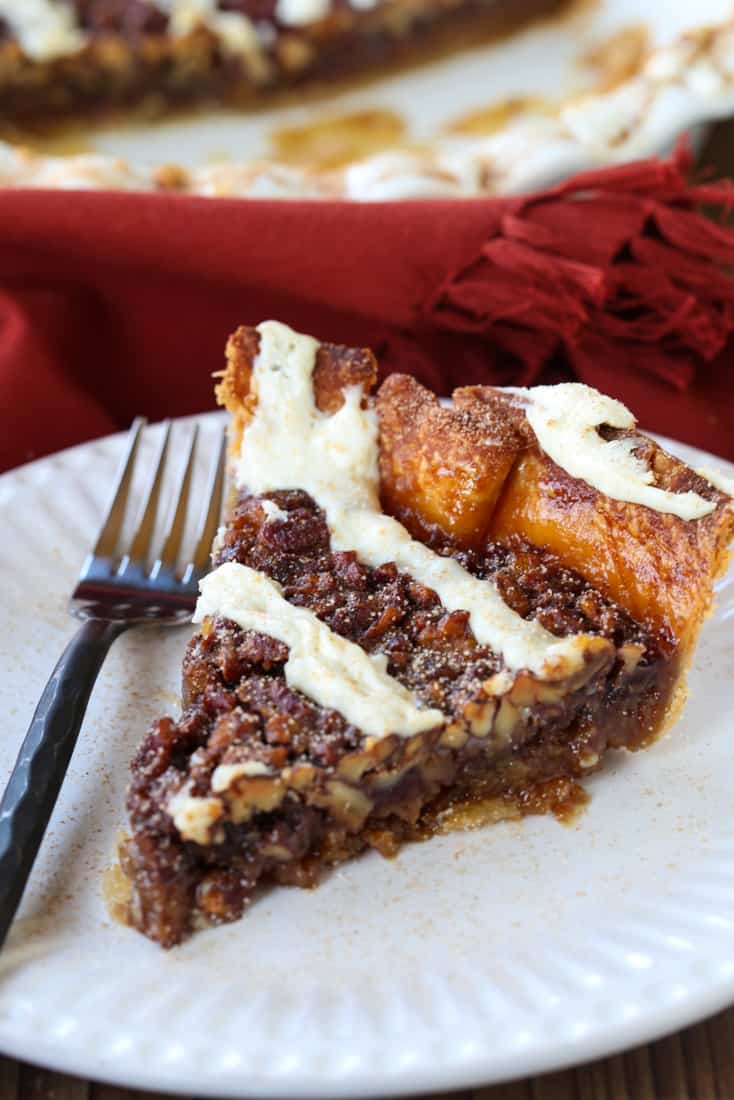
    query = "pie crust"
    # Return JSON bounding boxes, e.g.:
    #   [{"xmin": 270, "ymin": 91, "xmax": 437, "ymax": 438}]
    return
[{"xmin": 119, "ymin": 321, "xmax": 734, "ymax": 946}]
